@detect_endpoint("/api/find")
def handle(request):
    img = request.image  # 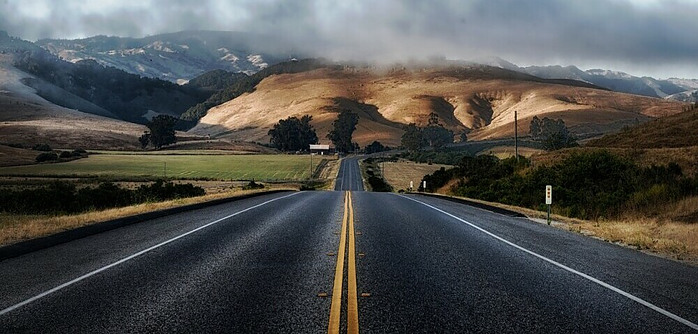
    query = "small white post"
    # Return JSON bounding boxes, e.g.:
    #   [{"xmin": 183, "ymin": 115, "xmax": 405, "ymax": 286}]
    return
[{"xmin": 545, "ymin": 185, "xmax": 553, "ymax": 225}]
